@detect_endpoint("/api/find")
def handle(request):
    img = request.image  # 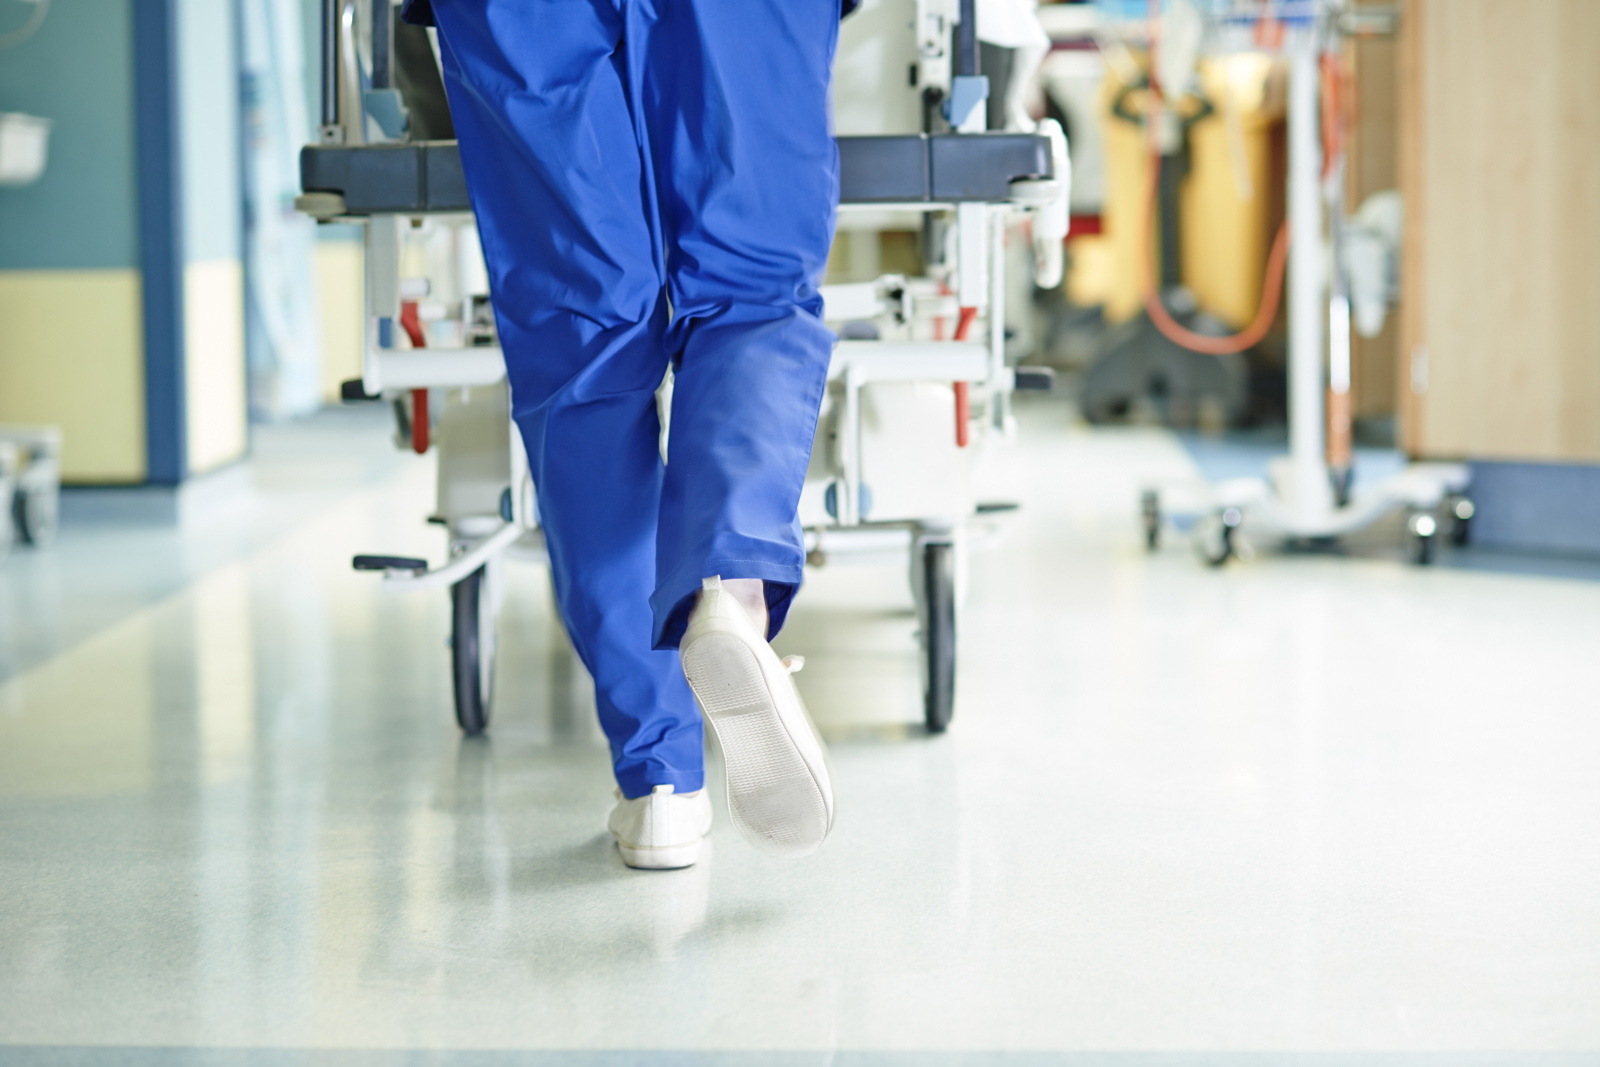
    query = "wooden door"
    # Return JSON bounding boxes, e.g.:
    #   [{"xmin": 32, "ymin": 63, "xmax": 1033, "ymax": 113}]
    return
[{"xmin": 1400, "ymin": 0, "xmax": 1600, "ymax": 461}]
